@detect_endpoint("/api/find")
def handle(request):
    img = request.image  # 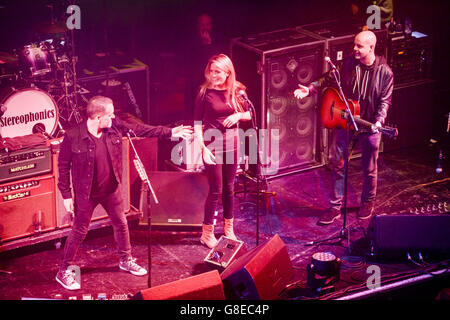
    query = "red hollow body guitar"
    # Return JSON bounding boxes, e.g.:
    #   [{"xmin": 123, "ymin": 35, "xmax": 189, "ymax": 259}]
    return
[{"xmin": 320, "ymin": 87, "xmax": 398, "ymax": 139}]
